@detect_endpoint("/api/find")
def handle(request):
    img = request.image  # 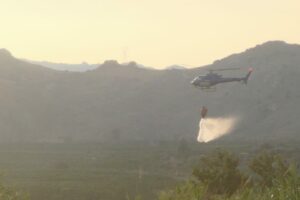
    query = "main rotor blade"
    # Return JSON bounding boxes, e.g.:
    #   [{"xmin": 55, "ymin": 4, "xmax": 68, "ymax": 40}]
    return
[{"xmin": 208, "ymin": 67, "xmax": 241, "ymax": 72}]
